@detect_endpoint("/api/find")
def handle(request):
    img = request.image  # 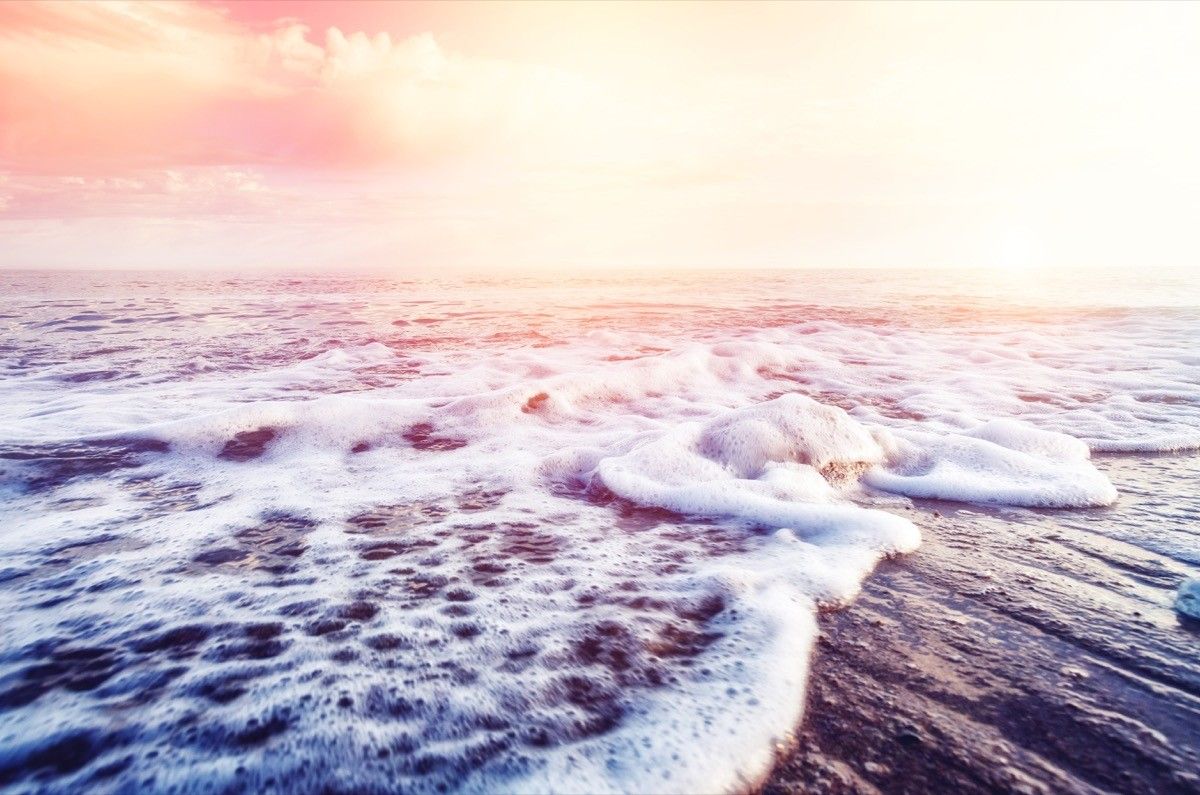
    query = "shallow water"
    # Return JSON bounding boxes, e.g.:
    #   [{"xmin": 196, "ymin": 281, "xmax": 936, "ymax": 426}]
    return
[
  {"xmin": 768, "ymin": 453, "xmax": 1200, "ymax": 794},
  {"xmin": 0, "ymin": 268, "xmax": 1197, "ymax": 792}
]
